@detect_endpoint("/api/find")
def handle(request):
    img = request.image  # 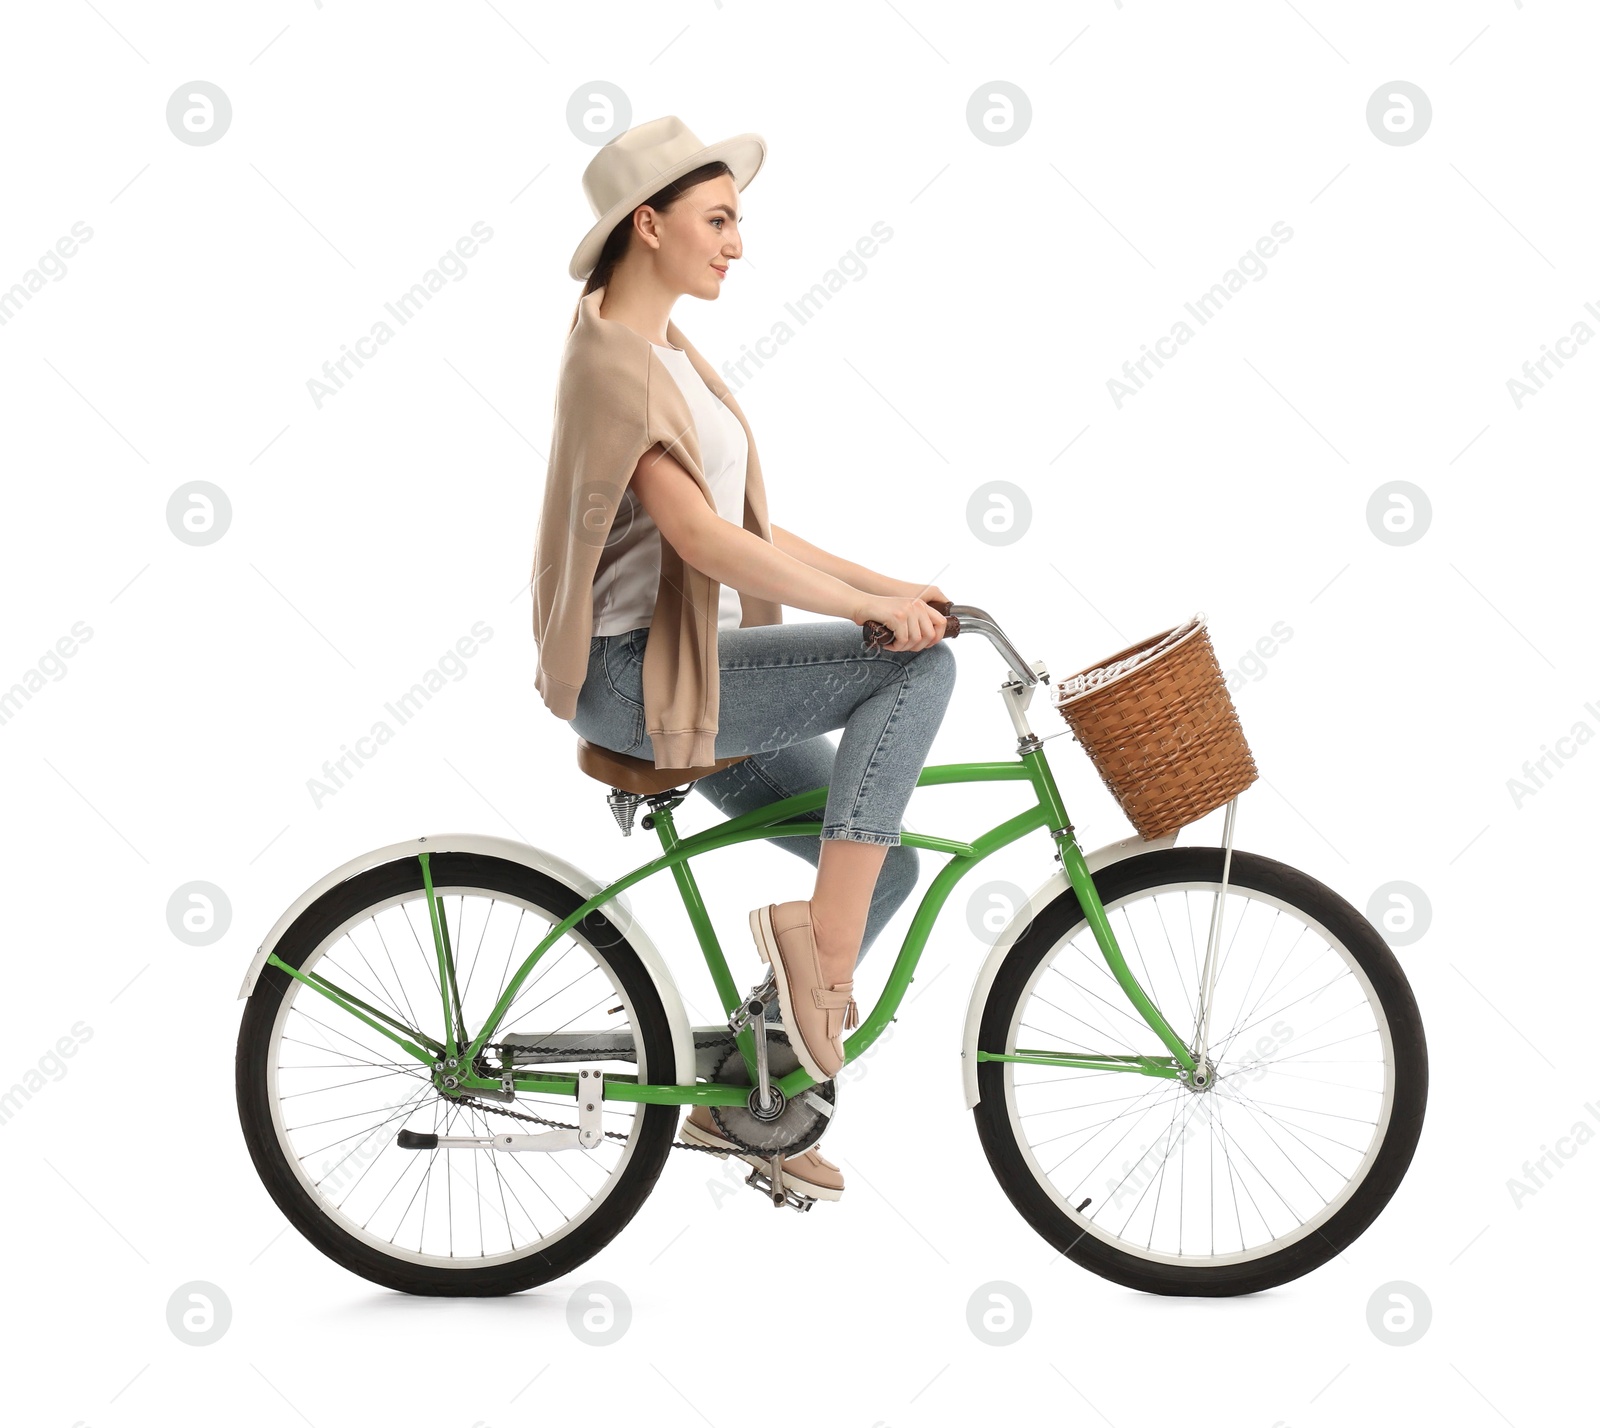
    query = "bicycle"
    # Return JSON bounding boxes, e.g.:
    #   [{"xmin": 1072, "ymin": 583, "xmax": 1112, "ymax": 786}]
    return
[{"xmin": 235, "ymin": 604, "xmax": 1427, "ymax": 1298}]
